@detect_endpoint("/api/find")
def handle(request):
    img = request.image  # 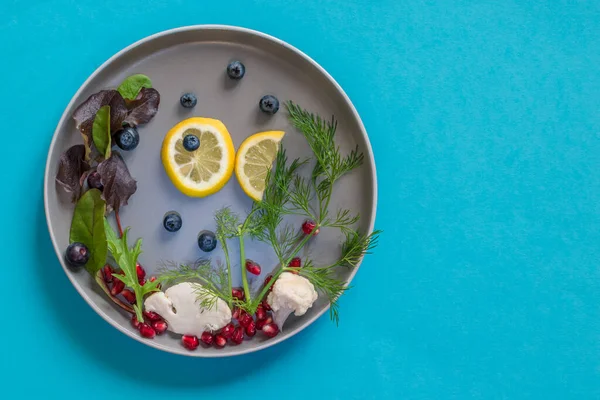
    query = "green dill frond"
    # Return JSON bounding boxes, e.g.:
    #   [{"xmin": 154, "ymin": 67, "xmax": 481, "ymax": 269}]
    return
[
  {"xmin": 337, "ymin": 230, "xmax": 382, "ymax": 269},
  {"xmin": 298, "ymin": 261, "xmax": 349, "ymax": 325},
  {"xmin": 322, "ymin": 208, "xmax": 360, "ymax": 233},
  {"xmin": 215, "ymin": 207, "xmax": 240, "ymax": 240}
]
